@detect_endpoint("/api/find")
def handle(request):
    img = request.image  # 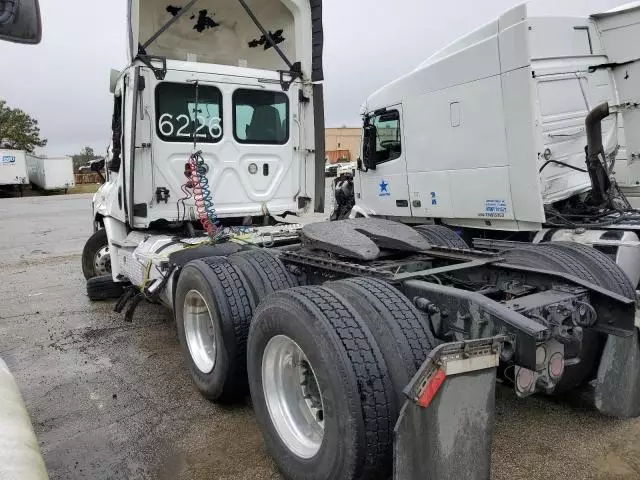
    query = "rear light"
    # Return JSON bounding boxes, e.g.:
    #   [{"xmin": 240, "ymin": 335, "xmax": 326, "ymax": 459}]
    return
[
  {"xmin": 516, "ymin": 367, "xmax": 535, "ymax": 393},
  {"xmin": 416, "ymin": 368, "xmax": 446, "ymax": 408},
  {"xmin": 548, "ymin": 352, "xmax": 565, "ymax": 380}
]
